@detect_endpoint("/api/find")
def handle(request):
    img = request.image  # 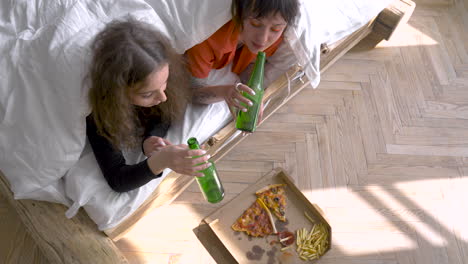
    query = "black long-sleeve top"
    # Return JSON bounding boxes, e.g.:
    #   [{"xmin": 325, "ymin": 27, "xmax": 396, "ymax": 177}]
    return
[{"xmin": 86, "ymin": 114, "xmax": 170, "ymax": 193}]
